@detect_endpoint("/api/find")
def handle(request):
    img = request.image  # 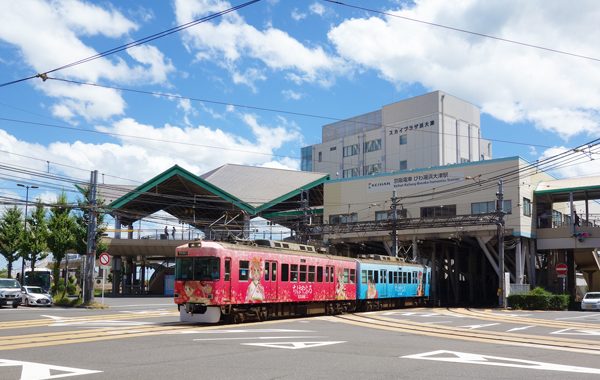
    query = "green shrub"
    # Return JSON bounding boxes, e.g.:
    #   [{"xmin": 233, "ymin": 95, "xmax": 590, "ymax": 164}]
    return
[
  {"xmin": 508, "ymin": 287, "xmax": 569, "ymax": 310},
  {"xmin": 53, "ymin": 295, "xmax": 82, "ymax": 307}
]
